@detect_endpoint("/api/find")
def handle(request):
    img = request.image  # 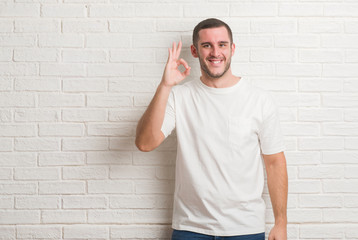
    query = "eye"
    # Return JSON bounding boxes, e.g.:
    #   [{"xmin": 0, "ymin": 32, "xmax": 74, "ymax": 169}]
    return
[{"xmin": 203, "ymin": 44, "xmax": 210, "ymax": 48}]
